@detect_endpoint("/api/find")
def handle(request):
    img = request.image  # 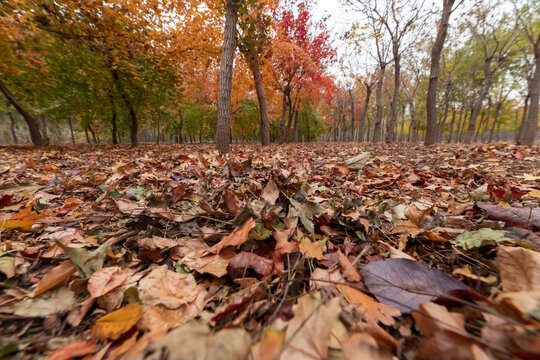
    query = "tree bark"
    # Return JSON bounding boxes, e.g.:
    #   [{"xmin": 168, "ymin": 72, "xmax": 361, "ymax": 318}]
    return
[
  {"xmin": 108, "ymin": 60, "xmax": 138, "ymax": 147},
  {"xmin": 253, "ymin": 67, "xmax": 270, "ymax": 146},
  {"xmin": 68, "ymin": 116, "xmax": 75, "ymax": 144},
  {"xmin": 292, "ymin": 108, "xmax": 299, "ymax": 142},
  {"xmin": 517, "ymin": 35, "xmax": 540, "ymax": 145},
  {"xmin": 6, "ymin": 106, "xmax": 18, "ymax": 144},
  {"xmin": 386, "ymin": 43, "xmax": 400, "ymax": 143},
  {"xmin": 373, "ymin": 64, "xmax": 386, "ymax": 142},
  {"xmin": 489, "ymin": 102, "xmax": 502, "ymax": 143},
  {"xmin": 349, "ymin": 89, "xmax": 355, "ymax": 141},
  {"xmin": 178, "ymin": 109, "xmax": 184, "ymax": 144},
  {"xmin": 358, "ymin": 84, "xmax": 373, "ymax": 142},
  {"xmin": 425, "ymin": 0, "xmax": 455, "ymax": 145},
  {"xmin": 215, "ymin": 0, "xmax": 240, "ymax": 153},
  {"xmin": 108, "ymin": 92, "xmax": 118, "ymax": 145},
  {"xmin": 0, "ymin": 78, "xmax": 44, "ymax": 146}
]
